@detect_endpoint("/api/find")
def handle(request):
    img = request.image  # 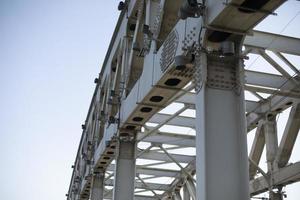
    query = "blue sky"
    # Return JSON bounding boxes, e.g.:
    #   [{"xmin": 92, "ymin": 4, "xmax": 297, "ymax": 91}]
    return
[
  {"xmin": 0, "ymin": 1, "xmax": 299, "ymax": 200},
  {"xmin": 0, "ymin": 1, "xmax": 118, "ymax": 199}
]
